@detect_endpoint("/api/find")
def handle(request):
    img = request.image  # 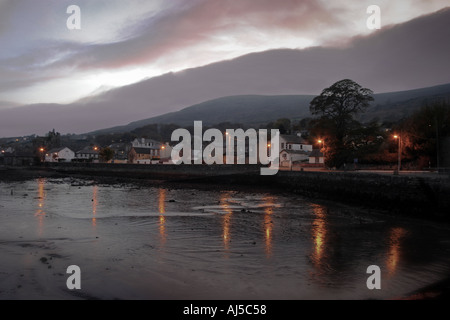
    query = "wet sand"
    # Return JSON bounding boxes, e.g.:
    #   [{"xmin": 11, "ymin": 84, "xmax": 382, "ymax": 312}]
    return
[{"xmin": 1, "ymin": 175, "xmax": 450, "ymax": 300}]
